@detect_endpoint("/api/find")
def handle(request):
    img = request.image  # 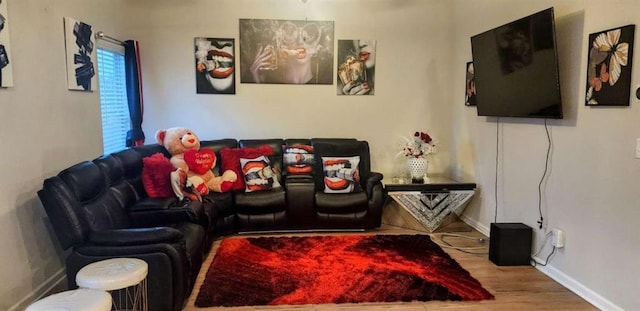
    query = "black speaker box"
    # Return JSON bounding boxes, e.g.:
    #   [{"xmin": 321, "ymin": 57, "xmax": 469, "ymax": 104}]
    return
[{"xmin": 489, "ymin": 222, "xmax": 532, "ymax": 266}]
